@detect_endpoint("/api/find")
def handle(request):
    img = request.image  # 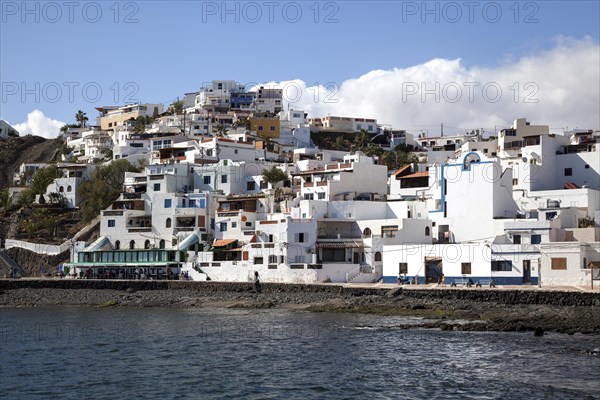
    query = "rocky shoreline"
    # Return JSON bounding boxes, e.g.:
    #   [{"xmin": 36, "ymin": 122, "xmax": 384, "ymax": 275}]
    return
[{"xmin": 1, "ymin": 280, "xmax": 599, "ymax": 335}]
